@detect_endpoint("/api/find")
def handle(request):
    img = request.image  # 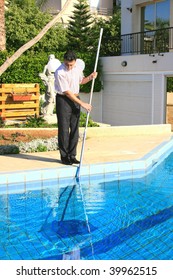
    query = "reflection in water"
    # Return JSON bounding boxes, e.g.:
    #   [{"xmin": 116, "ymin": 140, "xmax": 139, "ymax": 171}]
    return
[
  {"xmin": 63, "ymin": 247, "xmax": 80, "ymax": 260},
  {"xmin": 52, "ymin": 219, "xmax": 97, "ymax": 238},
  {"xmin": 40, "ymin": 182, "xmax": 96, "ymax": 259}
]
